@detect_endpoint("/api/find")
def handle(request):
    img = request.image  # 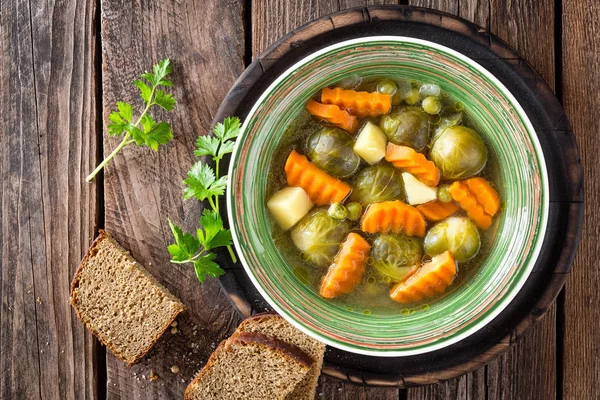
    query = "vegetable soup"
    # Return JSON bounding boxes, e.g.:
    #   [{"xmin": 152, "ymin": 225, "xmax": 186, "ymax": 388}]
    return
[{"xmin": 265, "ymin": 76, "xmax": 502, "ymax": 314}]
